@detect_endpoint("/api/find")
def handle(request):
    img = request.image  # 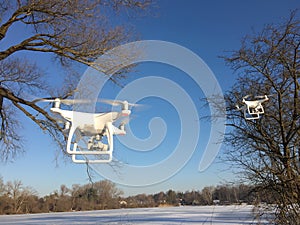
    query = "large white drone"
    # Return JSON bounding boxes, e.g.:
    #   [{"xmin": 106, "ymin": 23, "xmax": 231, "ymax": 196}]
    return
[
  {"xmin": 236, "ymin": 95, "xmax": 269, "ymax": 120},
  {"xmin": 35, "ymin": 98, "xmax": 137, "ymax": 163}
]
